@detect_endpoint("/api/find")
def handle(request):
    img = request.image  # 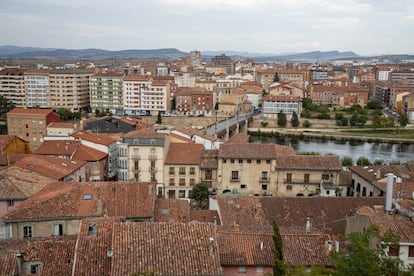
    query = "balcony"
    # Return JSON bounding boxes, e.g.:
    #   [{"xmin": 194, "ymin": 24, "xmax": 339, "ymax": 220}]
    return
[
  {"xmin": 259, "ymin": 177, "xmax": 270, "ymax": 182},
  {"xmin": 149, "ymin": 167, "xmax": 157, "ymax": 173},
  {"xmin": 230, "ymin": 177, "xmax": 240, "ymax": 182},
  {"xmin": 132, "ymin": 154, "xmax": 140, "ymax": 160},
  {"xmin": 148, "ymin": 154, "xmax": 157, "ymax": 161}
]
